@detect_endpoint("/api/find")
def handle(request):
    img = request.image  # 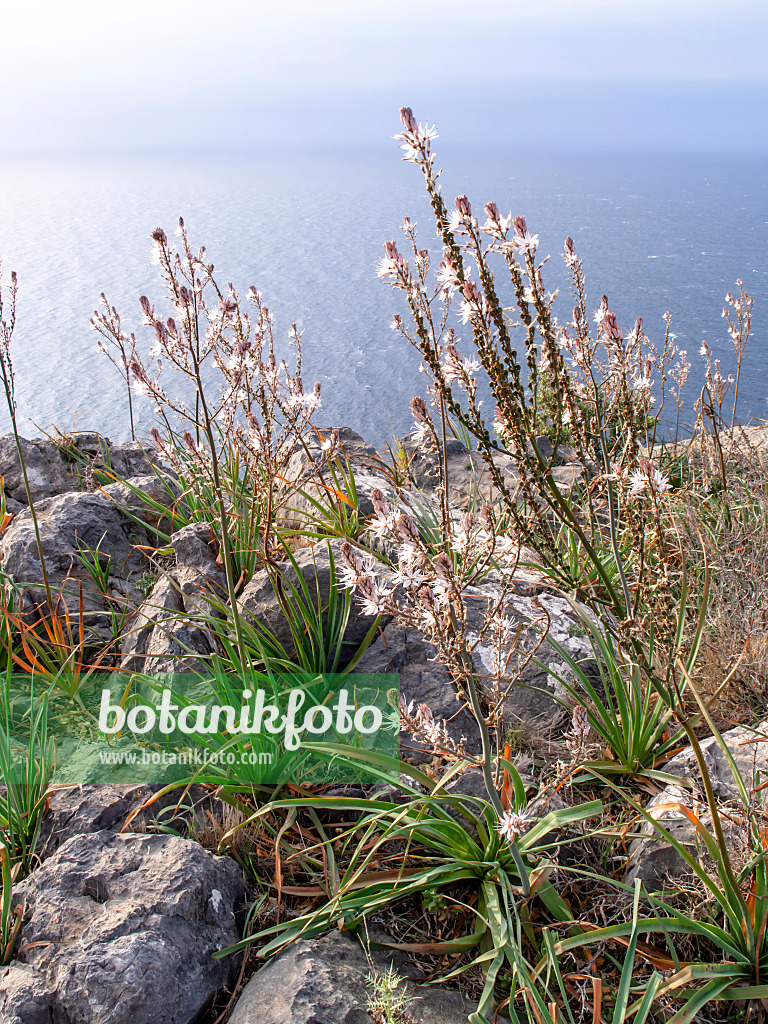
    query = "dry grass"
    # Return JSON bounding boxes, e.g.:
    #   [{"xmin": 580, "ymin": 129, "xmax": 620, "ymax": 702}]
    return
[{"xmin": 679, "ymin": 428, "xmax": 768, "ymax": 727}]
